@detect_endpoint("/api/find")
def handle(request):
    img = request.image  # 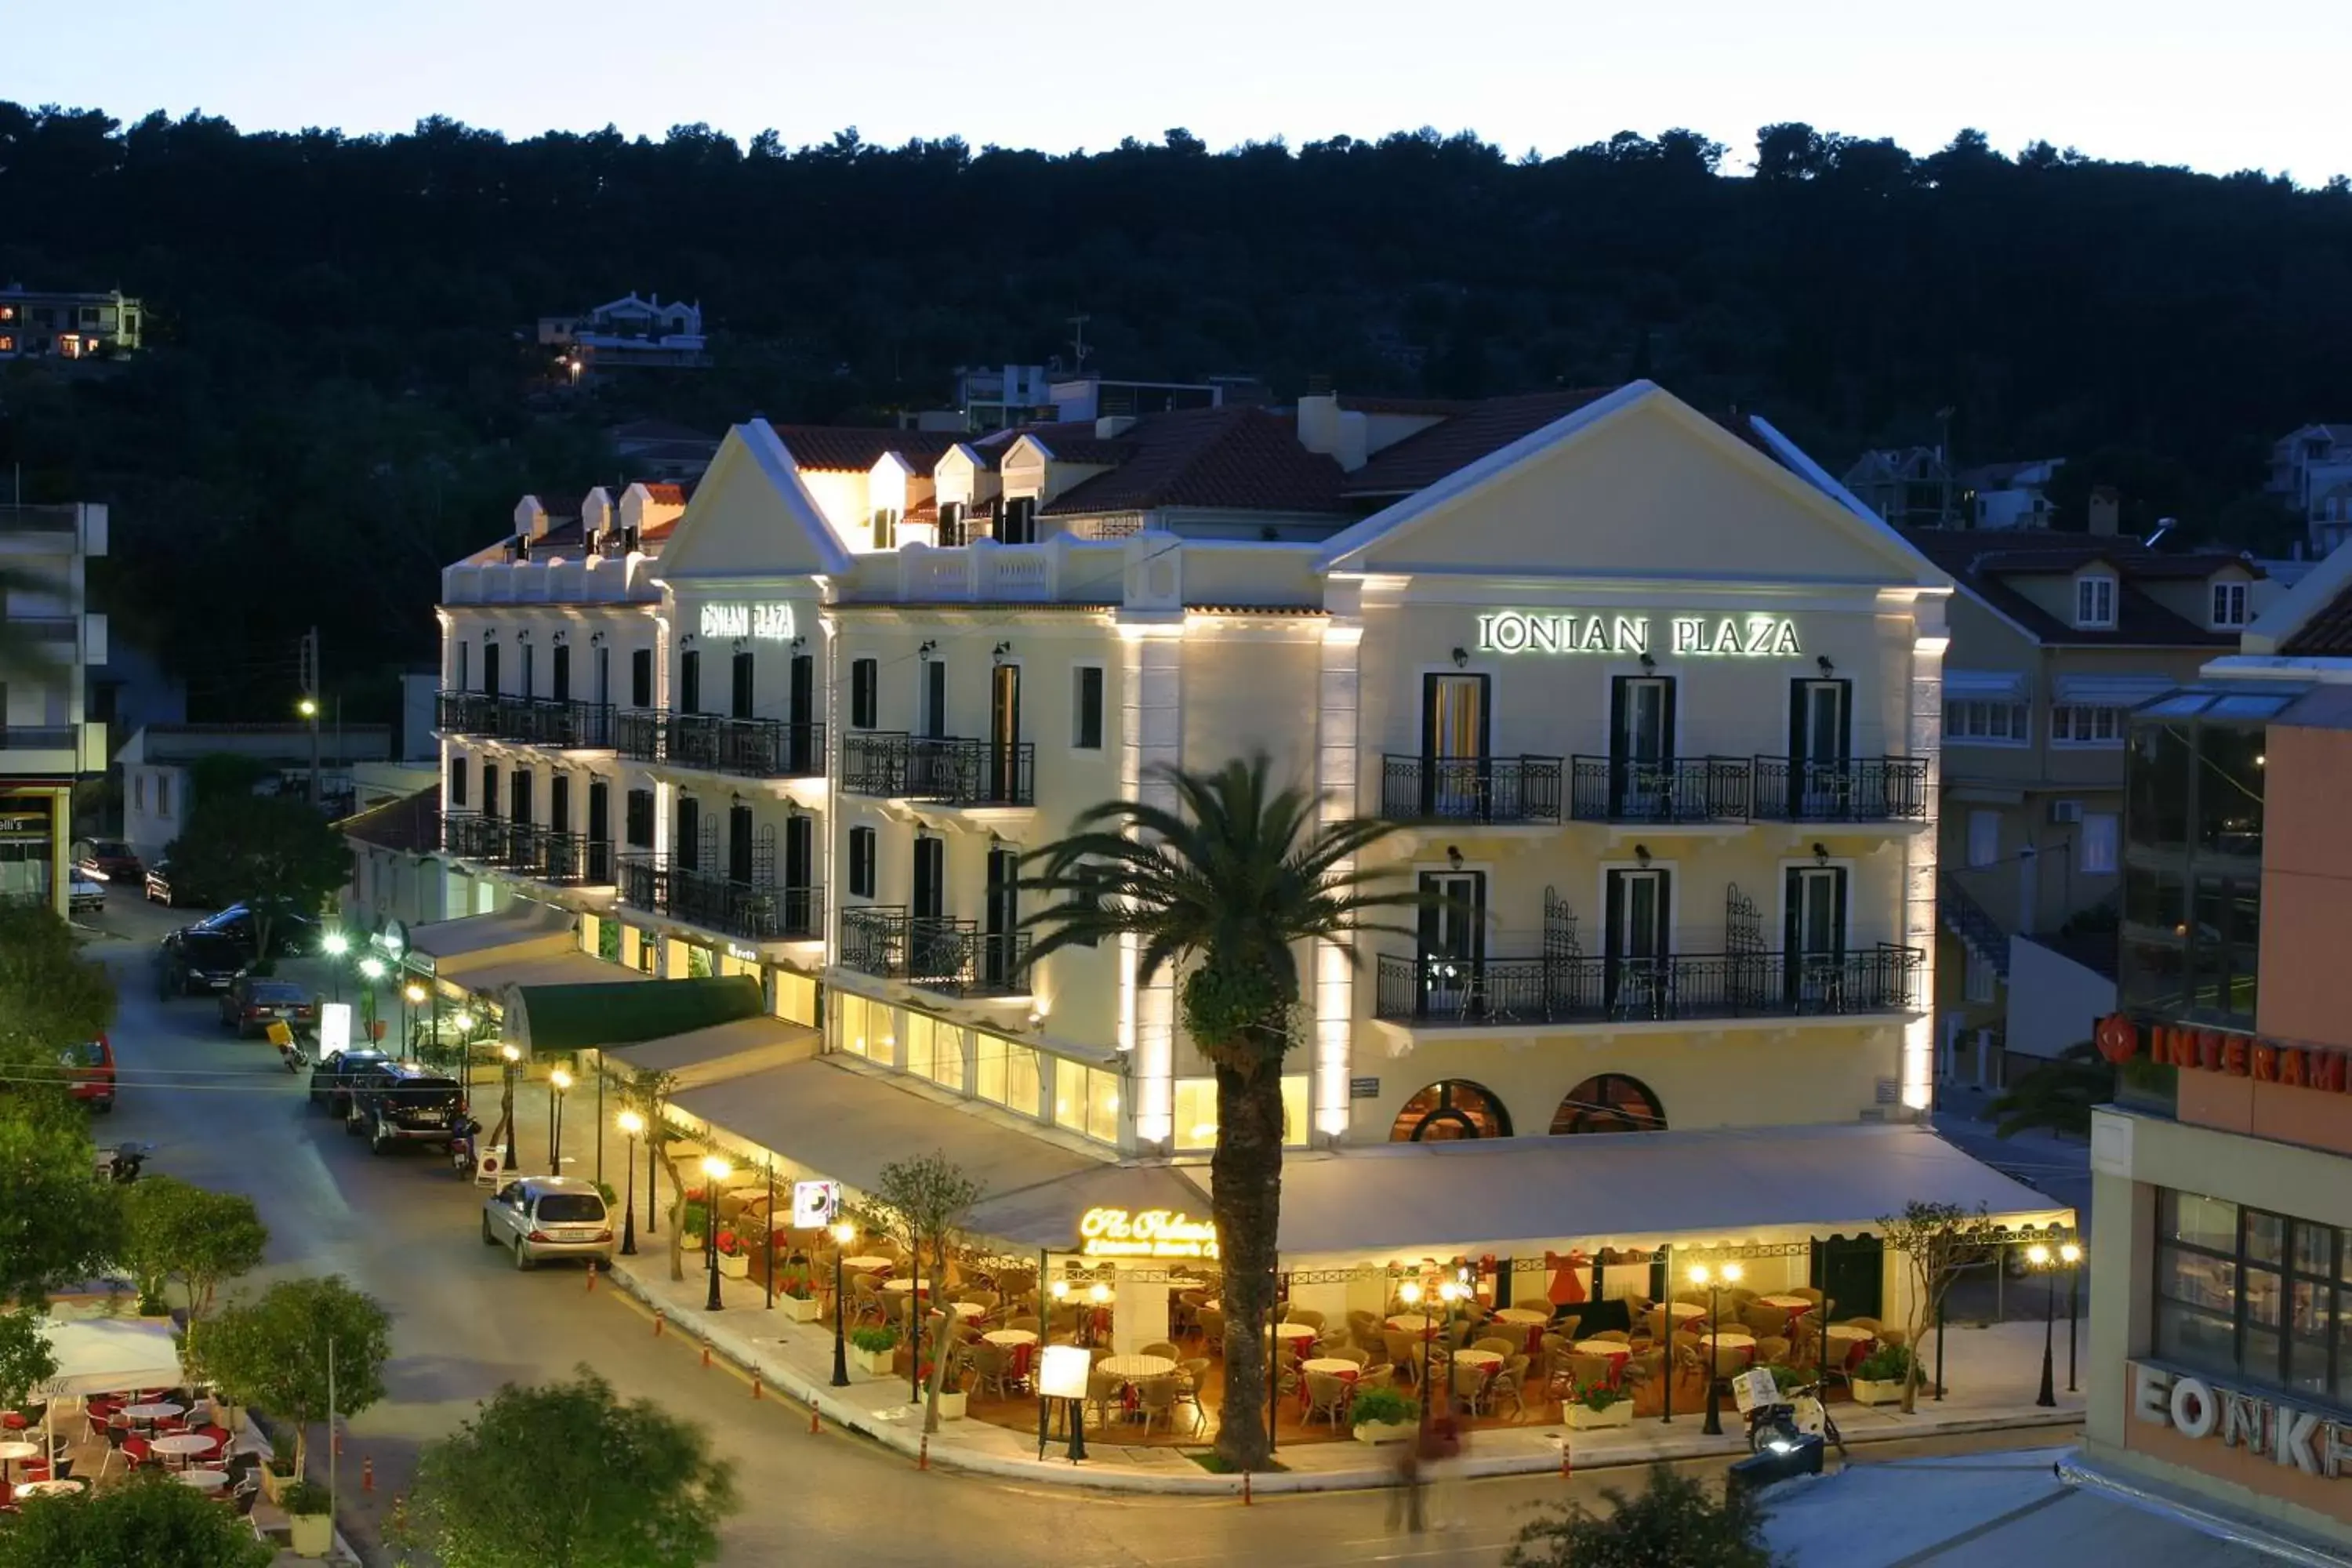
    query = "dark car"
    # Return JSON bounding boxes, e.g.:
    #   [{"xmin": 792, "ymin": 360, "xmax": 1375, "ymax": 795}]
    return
[
  {"xmin": 183, "ymin": 902, "xmax": 321, "ymax": 957},
  {"xmin": 343, "ymin": 1061, "xmax": 469, "ymax": 1155},
  {"xmin": 159, "ymin": 930, "xmax": 250, "ymax": 996},
  {"xmin": 144, "ymin": 858, "xmax": 211, "ymax": 909},
  {"xmin": 219, "ymin": 975, "xmax": 318, "ymax": 1039},
  {"xmin": 72, "ymin": 838, "xmax": 143, "ymax": 886},
  {"xmin": 307, "ymin": 1049, "xmax": 394, "ymax": 1119}
]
